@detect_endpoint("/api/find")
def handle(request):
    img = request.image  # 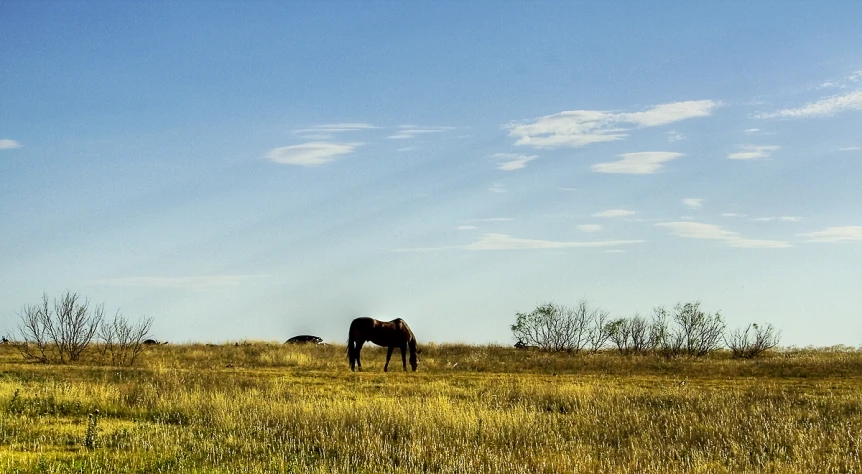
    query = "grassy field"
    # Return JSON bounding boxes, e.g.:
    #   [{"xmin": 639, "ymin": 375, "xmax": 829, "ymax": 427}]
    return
[{"xmin": 1, "ymin": 342, "xmax": 862, "ymax": 473}]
